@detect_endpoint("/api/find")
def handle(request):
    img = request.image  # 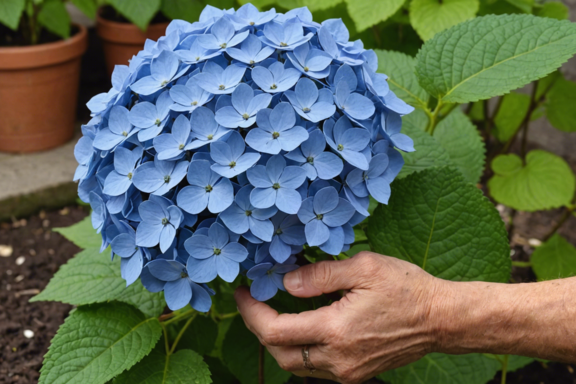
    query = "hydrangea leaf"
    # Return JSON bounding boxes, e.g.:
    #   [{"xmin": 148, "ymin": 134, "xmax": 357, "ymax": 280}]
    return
[
  {"xmin": 535, "ymin": 2, "xmax": 569, "ymax": 20},
  {"xmin": 173, "ymin": 315, "xmax": 218, "ymax": 355},
  {"xmin": 505, "ymin": 0, "xmax": 533, "ymax": 13},
  {"xmin": 38, "ymin": 0, "xmax": 71, "ymax": 39},
  {"xmin": 39, "ymin": 302, "xmax": 162, "ymax": 384},
  {"xmin": 531, "ymin": 234, "xmax": 576, "ymax": 281},
  {"xmin": 379, "ymin": 353, "xmax": 501, "ymax": 384},
  {"xmin": 160, "ymin": 0, "xmax": 203, "ymax": 23},
  {"xmin": 53, "ymin": 216, "xmax": 102, "ymax": 249},
  {"xmin": 222, "ymin": 316, "xmax": 291, "ymax": 384},
  {"xmin": 30, "ymin": 248, "xmax": 165, "ymax": 318},
  {"xmin": 488, "ymin": 150, "xmax": 575, "ymax": 211},
  {"xmin": 107, "ymin": 0, "xmax": 161, "ymax": 30},
  {"xmin": 70, "ymin": 0, "xmax": 97, "ymax": 19},
  {"xmin": 434, "ymin": 109, "xmax": 485, "ymax": 184},
  {"xmin": 416, "ymin": 14, "xmax": 576, "ymax": 103},
  {"xmin": 374, "ymin": 50, "xmax": 429, "ymax": 110},
  {"xmin": 484, "ymin": 354, "xmax": 535, "ymax": 372},
  {"xmin": 368, "ymin": 166, "xmax": 511, "ymax": 282},
  {"xmin": 345, "ymin": 0, "xmax": 405, "ymax": 32},
  {"xmin": 398, "ymin": 110, "xmax": 452, "ymax": 179},
  {"xmin": 306, "ymin": 0, "xmax": 343, "ymax": 12},
  {"xmin": 410, "ymin": 0, "xmax": 479, "ymax": 42},
  {"xmin": 0, "ymin": 0, "xmax": 25, "ymax": 30},
  {"xmin": 545, "ymin": 77, "xmax": 576, "ymax": 132},
  {"xmin": 114, "ymin": 345, "xmax": 212, "ymax": 384},
  {"xmin": 493, "ymin": 92, "xmax": 531, "ymax": 142}
]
